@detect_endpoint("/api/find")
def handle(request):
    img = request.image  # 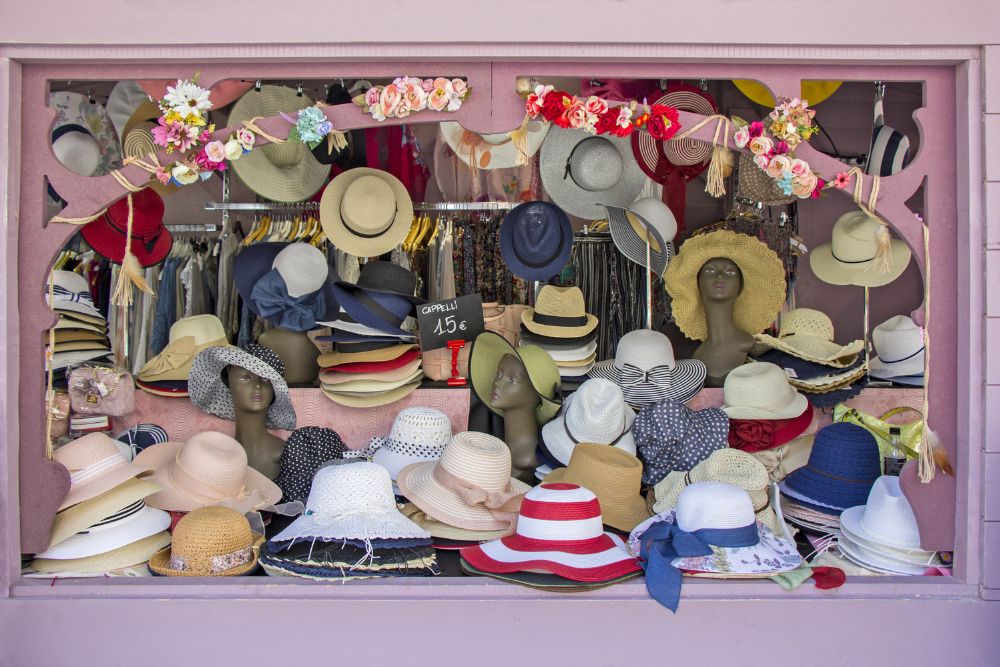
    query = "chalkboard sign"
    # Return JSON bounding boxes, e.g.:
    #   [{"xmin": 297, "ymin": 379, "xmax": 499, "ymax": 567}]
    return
[{"xmin": 416, "ymin": 294, "xmax": 486, "ymax": 351}]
